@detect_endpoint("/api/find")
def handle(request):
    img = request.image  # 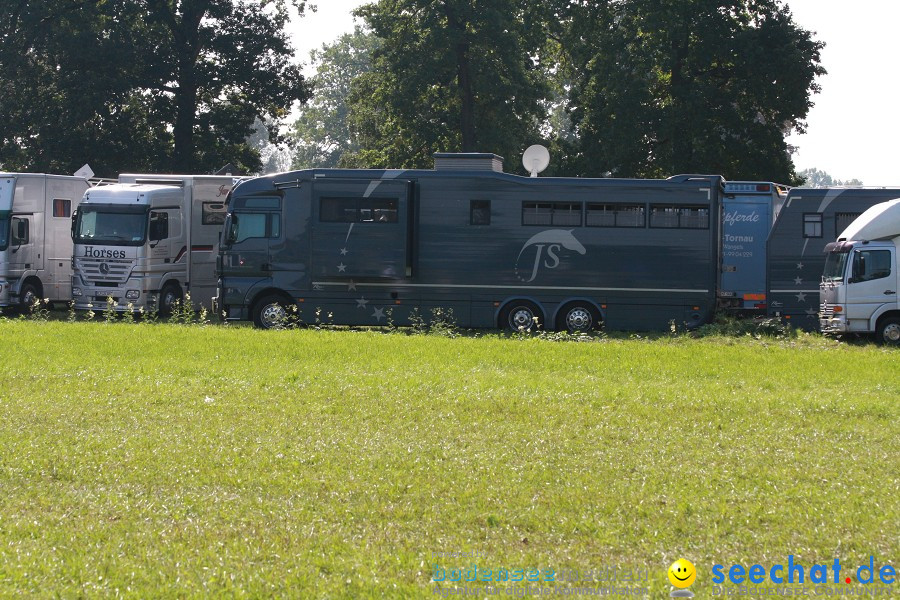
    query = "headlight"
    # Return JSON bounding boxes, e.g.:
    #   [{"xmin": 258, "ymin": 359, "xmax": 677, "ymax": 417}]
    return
[
  {"xmin": 125, "ymin": 290, "xmax": 140, "ymax": 300},
  {"xmin": 72, "ymin": 287, "xmax": 82, "ymax": 297}
]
